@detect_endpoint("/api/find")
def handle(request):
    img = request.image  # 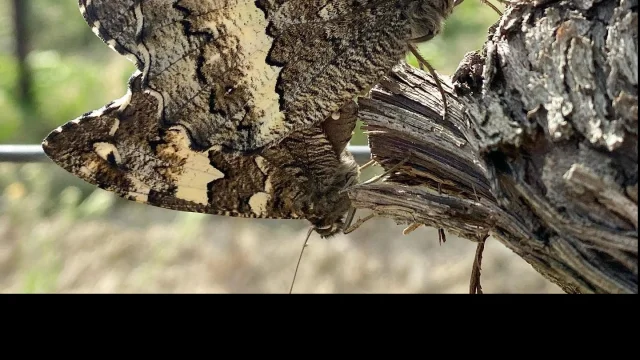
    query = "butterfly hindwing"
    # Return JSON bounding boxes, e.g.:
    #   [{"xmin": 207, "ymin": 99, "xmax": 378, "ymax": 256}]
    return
[
  {"xmin": 77, "ymin": 0, "xmax": 454, "ymax": 153},
  {"xmin": 79, "ymin": 0, "xmax": 142, "ymax": 65},
  {"xmin": 43, "ymin": 72, "xmax": 359, "ymax": 231}
]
